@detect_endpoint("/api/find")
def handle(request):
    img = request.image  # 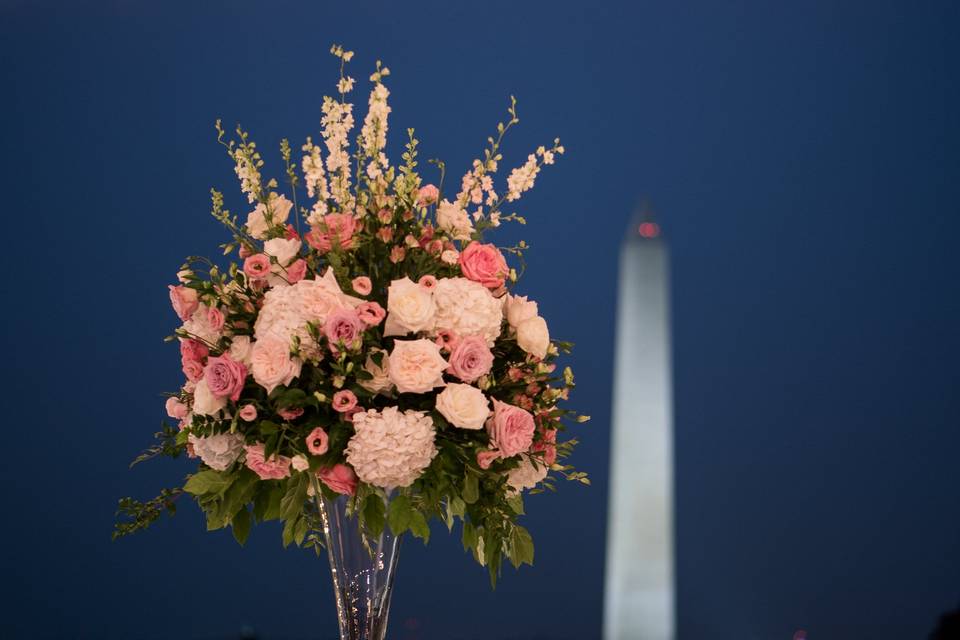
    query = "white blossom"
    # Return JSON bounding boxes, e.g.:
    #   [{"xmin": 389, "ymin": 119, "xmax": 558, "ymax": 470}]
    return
[{"xmin": 346, "ymin": 407, "xmax": 438, "ymax": 489}]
